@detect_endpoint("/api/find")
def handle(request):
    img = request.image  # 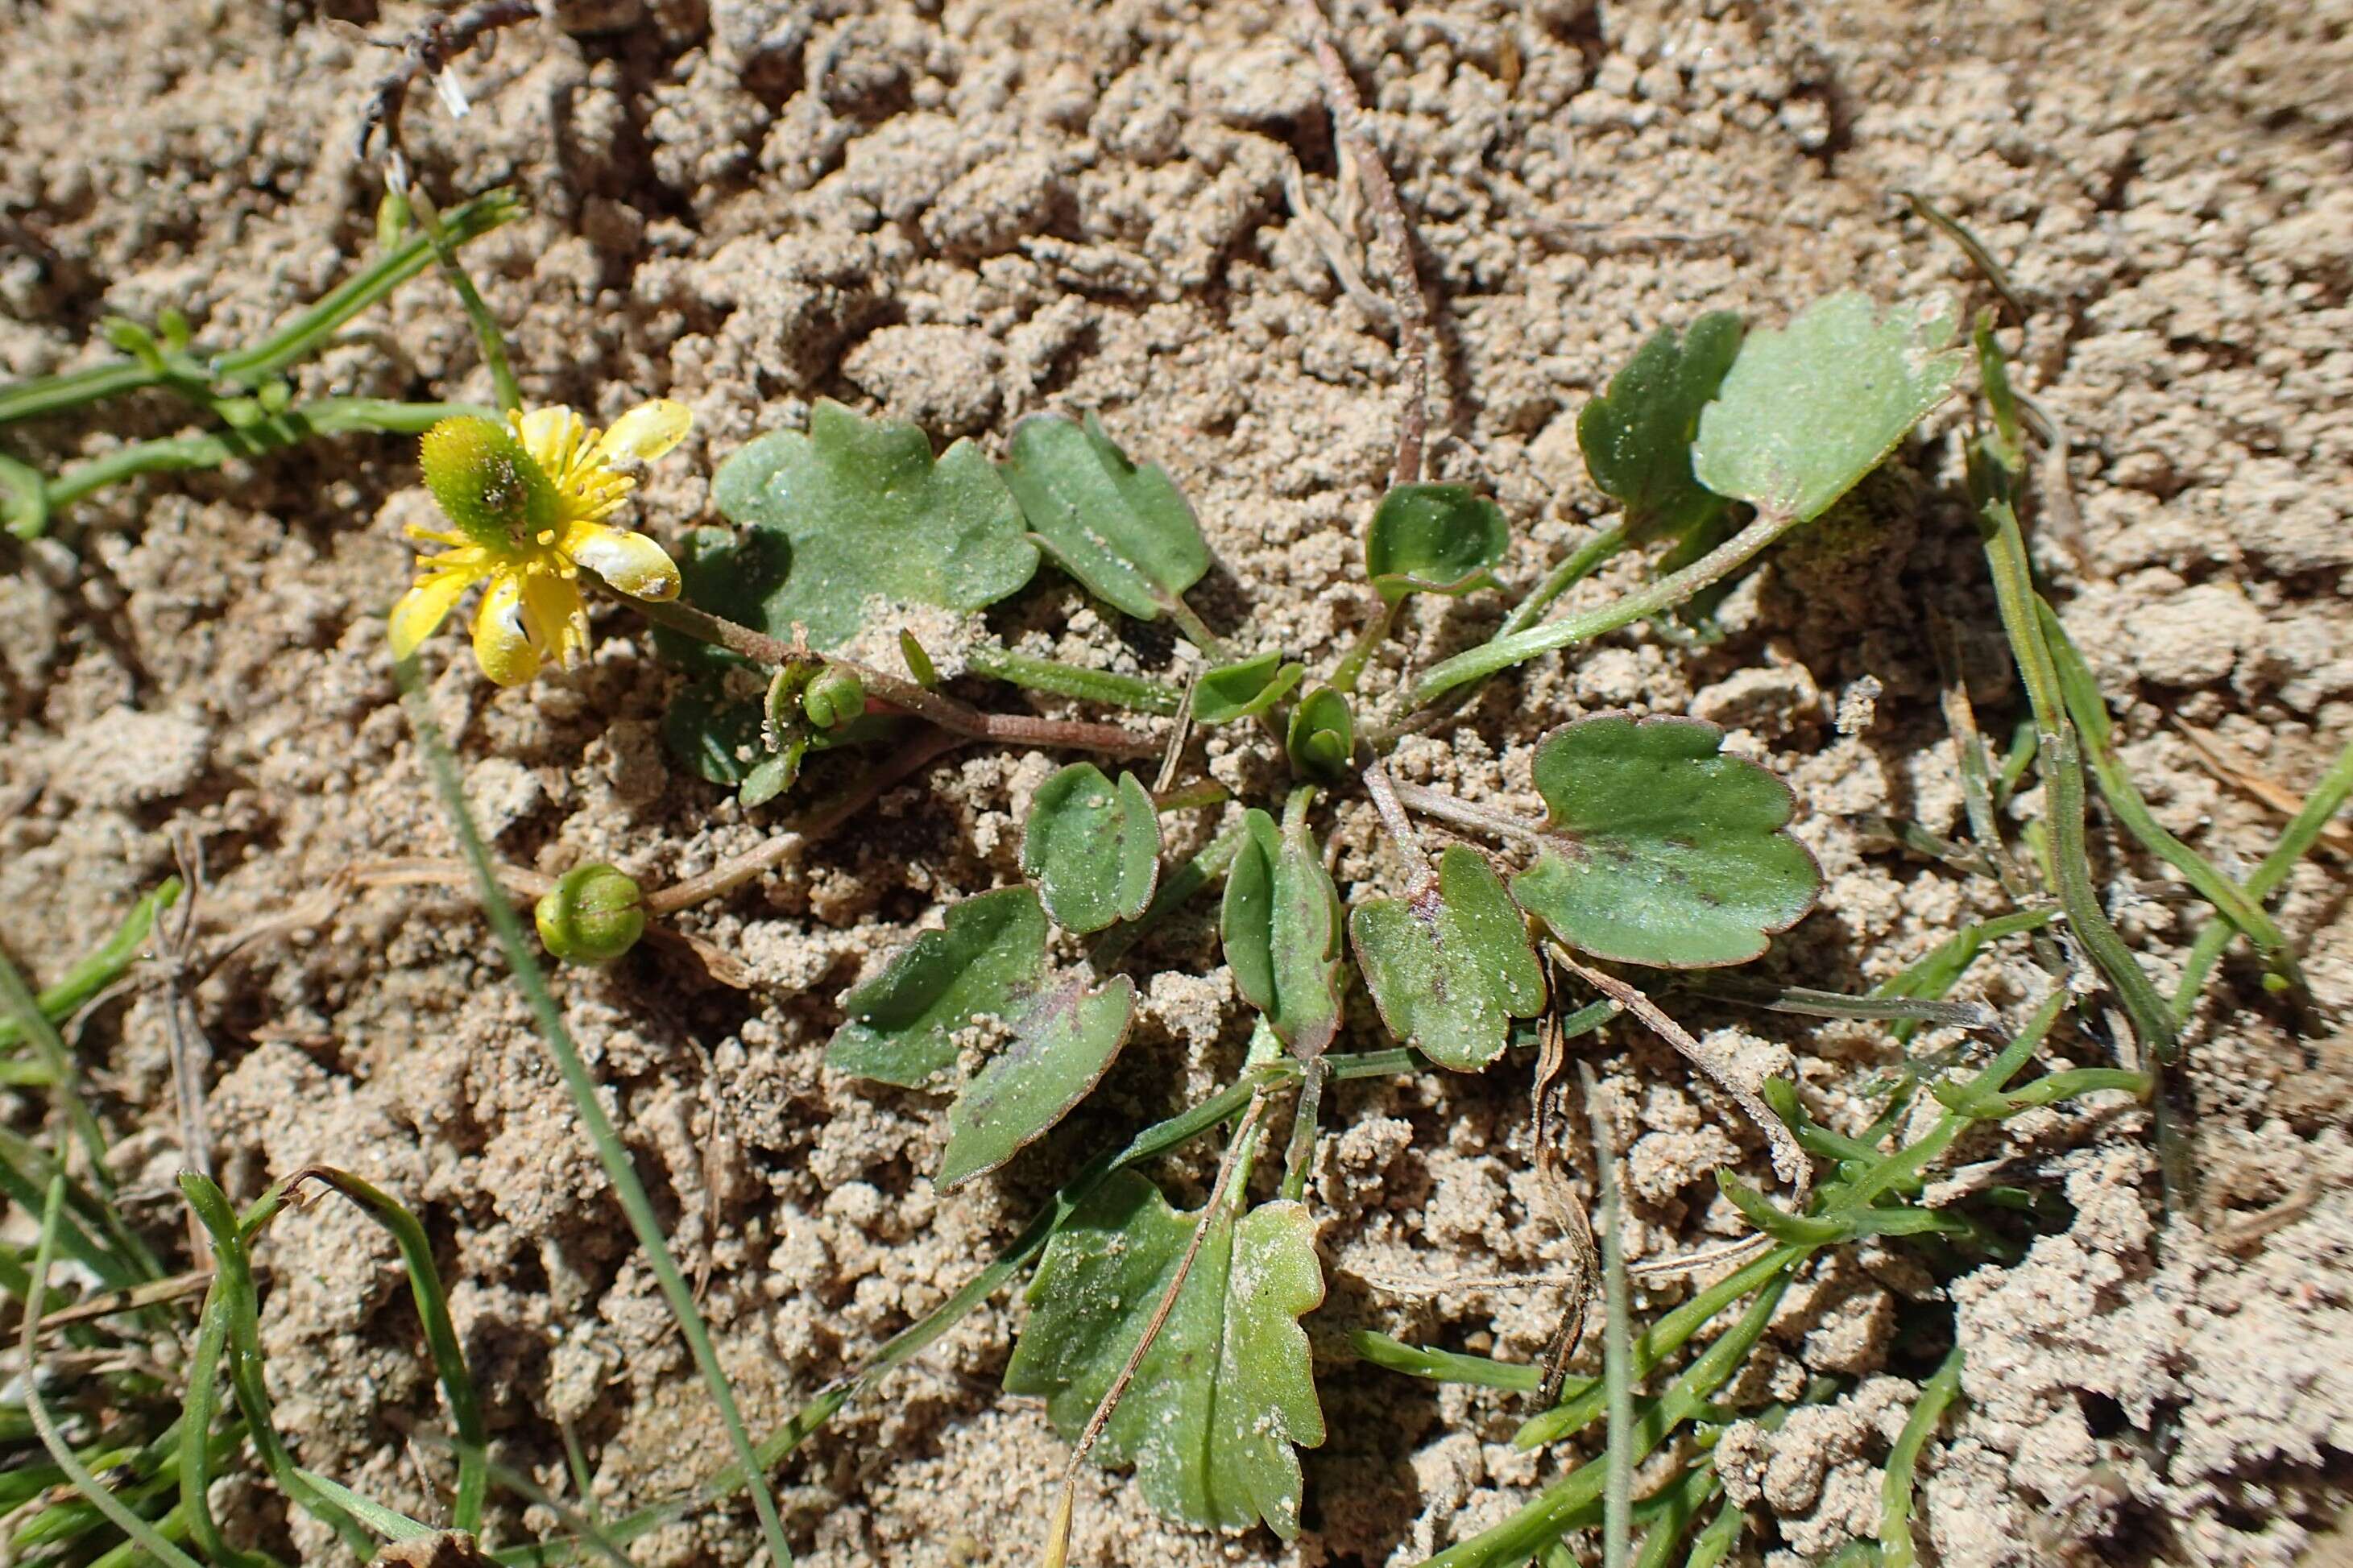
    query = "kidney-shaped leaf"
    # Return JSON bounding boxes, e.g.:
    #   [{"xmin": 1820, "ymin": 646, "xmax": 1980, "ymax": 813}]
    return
[
  {"xmin": 1021, "ymin": 763, "xmax": 1161, "ymax": 934},
  {"xmin": 1003, "ymin": 1172, "xmax": 1324, "ymax": 1537},
  {"xmin": 1000, "ymin": 413, "xmax": 1210, "ymax": 624},
  {"xmin": 1352, "ymin": 845, "xmax": 1546, "ymax": 1070},
  {"xmin": 1363, "ymin": 484, "xmax": 1510, "ymax": 602},
  {"xmin": 706, "ymin": 399, "xmax": 1039, "ymax": 651},
  {"xmin": 1508, "ymin": 714, "xmax": 1821, "ymax": 968},
  {"xmin": 826, "ymin": 887, "xmax": 1048, "ymax": 1086},
  {"xmin": 938, "ymin": 975, "xmax": 1135, "ymax": 1189},
  {"xmin": 1692, "ymin": 292, "xmax": 1963, "ymax": 525},
  {"xmin": 1577, "ymin": 312, "xmax": 1743, "ymax": 546},
  {"xmin": 1193, "ymin": 650, "xmax": 1305, "ymax": 726}
]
